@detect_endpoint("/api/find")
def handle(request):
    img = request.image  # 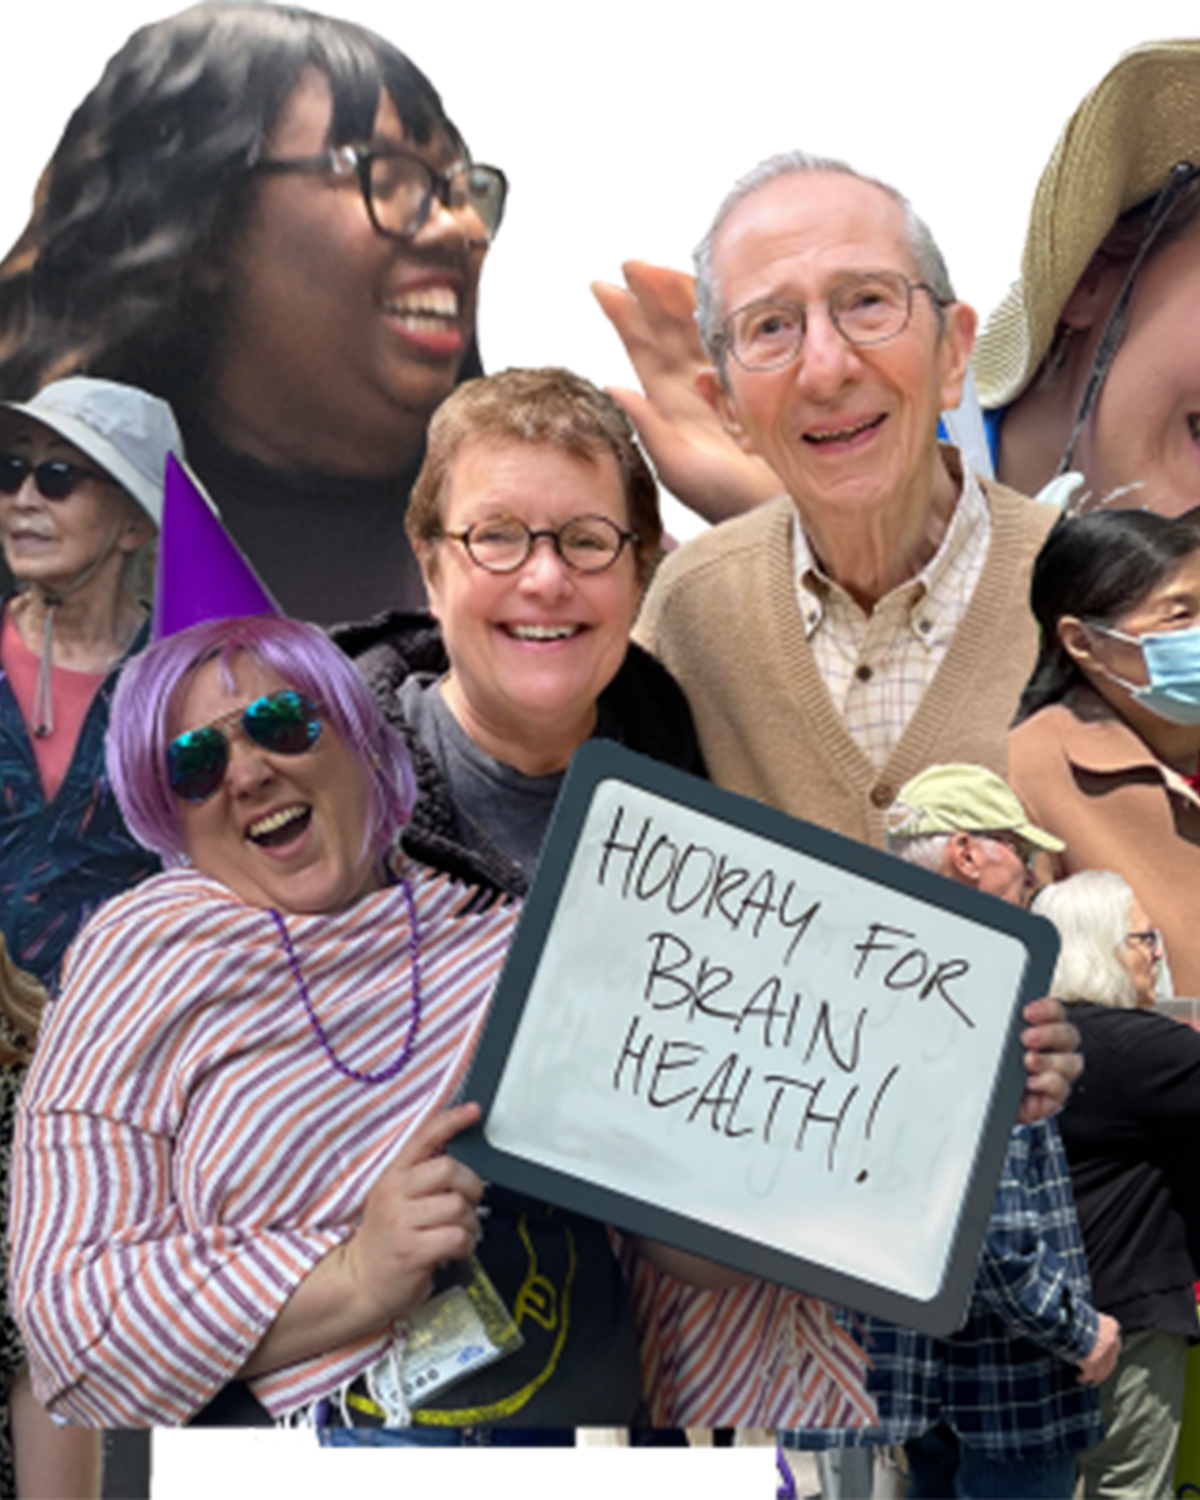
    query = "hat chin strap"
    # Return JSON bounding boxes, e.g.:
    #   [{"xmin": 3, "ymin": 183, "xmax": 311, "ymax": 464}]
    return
[
  {"xmin": 26, "ymin": 523, "xmax": 128, "ymax": 738},
  {"xmin": 1057, "ymin": 161, "xmax": 1199, "ymax": 477}
]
